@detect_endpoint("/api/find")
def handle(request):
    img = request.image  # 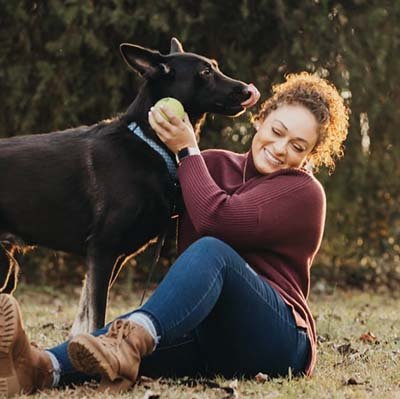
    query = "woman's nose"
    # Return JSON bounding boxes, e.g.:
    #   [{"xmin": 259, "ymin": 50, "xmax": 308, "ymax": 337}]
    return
[{"xmin": 273, "ymin": 139, "xmax": 287, "ymax": 155}]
